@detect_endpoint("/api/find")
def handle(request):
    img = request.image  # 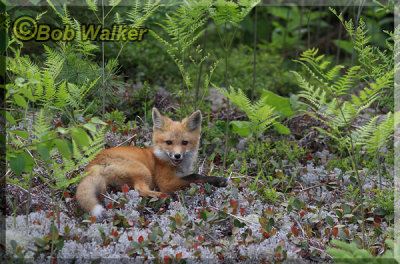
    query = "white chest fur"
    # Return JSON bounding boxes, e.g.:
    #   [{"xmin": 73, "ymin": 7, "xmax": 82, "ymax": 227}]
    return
[{"xmin": 153, "ymin": 146, "xmax": 196, "ymax": 177}]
